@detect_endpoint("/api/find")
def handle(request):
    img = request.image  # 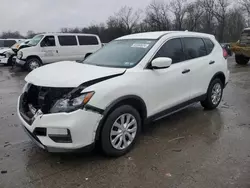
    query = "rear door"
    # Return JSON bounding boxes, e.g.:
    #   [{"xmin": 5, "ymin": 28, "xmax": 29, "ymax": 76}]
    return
[
  {"xmin": 77, "ymin": 35, "xmax": 101, "ymax": 59},
  {"xmin": 182, "ymin": 37, "xmax": 213, "ymax": 98},
  {"xmin": 57, "ymin": 35, "xmax": 79, "ymax": 61}
]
